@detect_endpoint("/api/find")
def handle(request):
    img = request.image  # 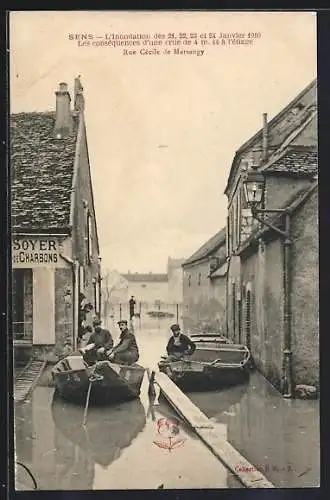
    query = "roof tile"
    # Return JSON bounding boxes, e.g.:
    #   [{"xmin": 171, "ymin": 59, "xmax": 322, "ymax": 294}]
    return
[
  {"xmin": 11, "ymin": 112, "xmax": 78, "ymax": 232},
  {"xmin": 264, "ymin": 146, "xmax": 317, "ymax": 175}
]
